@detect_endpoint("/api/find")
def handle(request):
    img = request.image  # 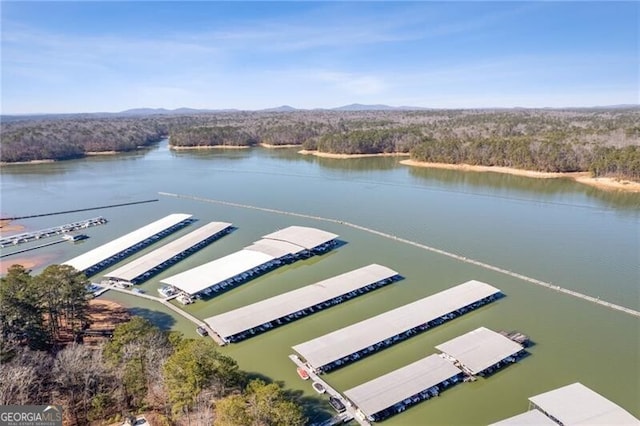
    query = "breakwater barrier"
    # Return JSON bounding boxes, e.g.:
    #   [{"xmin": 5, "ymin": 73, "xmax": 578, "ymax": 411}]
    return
[
  {"xmin": 158, "ymin": 191, "xmax": 640, "ymax": 319},
  {"xmin": 1, "ymin": 199, "xmax": 158, "ymax": 221}
]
